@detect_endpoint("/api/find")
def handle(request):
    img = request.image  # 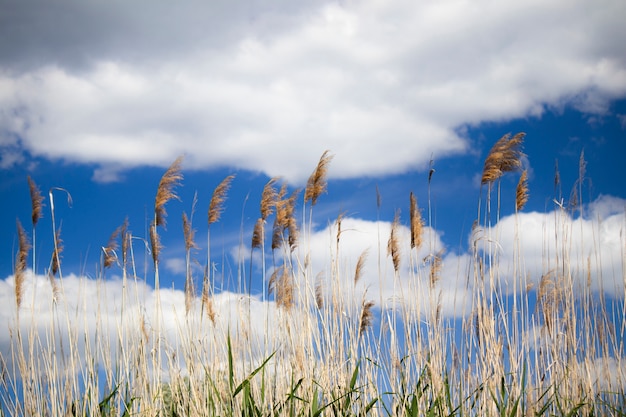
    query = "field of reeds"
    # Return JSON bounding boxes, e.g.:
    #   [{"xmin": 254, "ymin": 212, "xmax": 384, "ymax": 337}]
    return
[{"xmin": 2, "ymin": 133, "xmax": 625, "ymax": 416}]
